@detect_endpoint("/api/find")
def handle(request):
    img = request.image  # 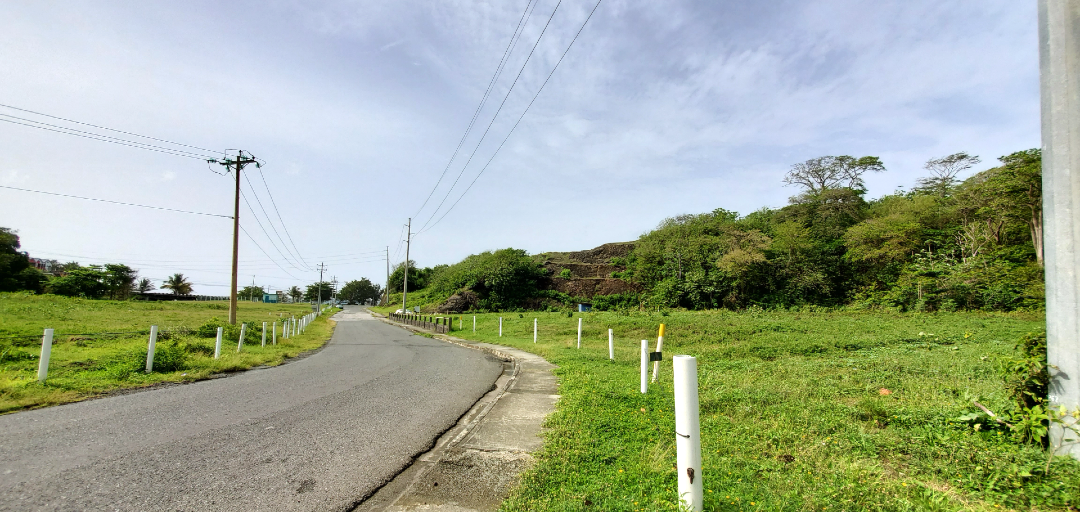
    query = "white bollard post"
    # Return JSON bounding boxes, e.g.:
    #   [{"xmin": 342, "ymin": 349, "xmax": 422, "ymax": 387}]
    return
[
  {"xmin": 37, "ymin": 328, "xmax": 54, "ymax": 382},
  {"xmin": 262, "ymin": 322, "xmax": 267, "ymax": 347},
  {"xmin": 577, "ymin": 318, "xmax": 582, "ymax": 349},
  {"xmin": 674, "ymin": 355, "xmax": 703, "ymax": 511},
  {"xmin": 640, "ymin": 340, "xmax": 649, "ymax": 394},
  {"xmin": 214, "ymin": 327, "xmax": 223, "ymax": 359},
  {"xmin": 146, "ymin": 325, "xmax": 158, "ymax": 373},
  {"xmin": 652, "ymin": 324, "xmax": 666, "ymax": 383},
  {"xmin": 473, "ymin": 316, "xmax": 476, "ymax": 333},
  {"xmin": 609, "ymin": 329, "xmax": 614, "ymax": 360},
  {"xmin": 534, "ymin": 318, "xmax": 537, "ymax": 343},
  {"xmin": 272, "ymin": 322, "xmax": 277, "ymax": 345},
  {"xmin": 237, "ymin": 323, "xmax": 246, "ymax": 352},
  {"xmin": 499, "ymin": 317, "xmax": 503, "ymax": 337},
  {"xmin": 460, "ymin": 316, "xmax": 463, "ymax": 330}
]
